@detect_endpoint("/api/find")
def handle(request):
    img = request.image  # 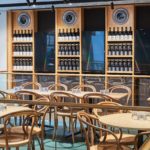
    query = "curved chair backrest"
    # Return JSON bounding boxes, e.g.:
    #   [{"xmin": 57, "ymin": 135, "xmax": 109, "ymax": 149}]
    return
[
  {"xmin": 83, "ymin": 92, "xmax": 117, "ymax": 104},
  {"xmin": 50, "ymin": 91, "xmax": 80, "ymax": 103},
  {"xmin": 33, "ymin": 97, "xmax": 50, "ymax": 130},
  {"xmin": 4, "ymin": 110, "xmax": 38, "ymax": 149},
  {"xmin": 21, "ymin": 82, "xmax": 41, "ymax": 90},
  {"xmin": 71, "ymin": 84, "xmax": 96, "ymax": 92},
  {"xmin": 15, "ymin": 90, "xmax": 43, "ymax": 101},
  {"xmin": 0, "ymin": 90, "xmax": 9, "ymax": 99},
  {"xmin": 93, "ymin": 101, "xmax": 123, "ymax": 117},
  {"xmin": 108, "ymin": 85, "xmax": 131, "ymax": 105},
  {"xmin": 48, "ymin": 83, "xmax": 68, "ymax": 91},
  {"xmin": 77, "ymin": 111, "xmax": 120, "ymax": 150}
]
